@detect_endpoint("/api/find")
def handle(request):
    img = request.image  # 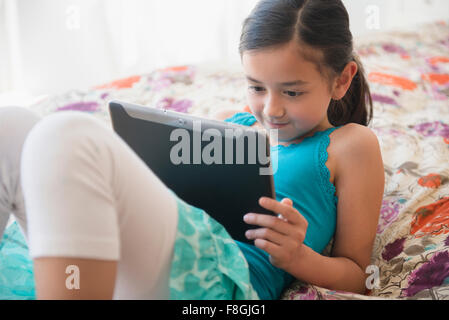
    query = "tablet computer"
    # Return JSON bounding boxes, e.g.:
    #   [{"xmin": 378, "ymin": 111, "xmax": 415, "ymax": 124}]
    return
[{"xmin": 108, "ymin": 100, "xmax": 276, "ymax": 243}]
